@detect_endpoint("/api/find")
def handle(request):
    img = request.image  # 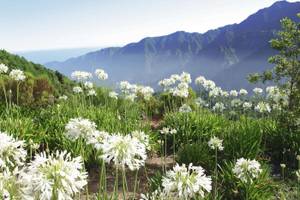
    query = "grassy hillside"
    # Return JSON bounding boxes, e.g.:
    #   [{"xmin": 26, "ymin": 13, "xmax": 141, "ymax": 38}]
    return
[{"xmin": 0, "ymin": 50, "xmax": 74, "ymax": 105}]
